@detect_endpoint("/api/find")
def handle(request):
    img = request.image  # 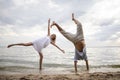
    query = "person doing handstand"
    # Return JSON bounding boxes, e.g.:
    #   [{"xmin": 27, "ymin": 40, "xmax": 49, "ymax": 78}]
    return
[{"xmin": 51, "ymin": 13, "xmax": 89, "ymax": 73}]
